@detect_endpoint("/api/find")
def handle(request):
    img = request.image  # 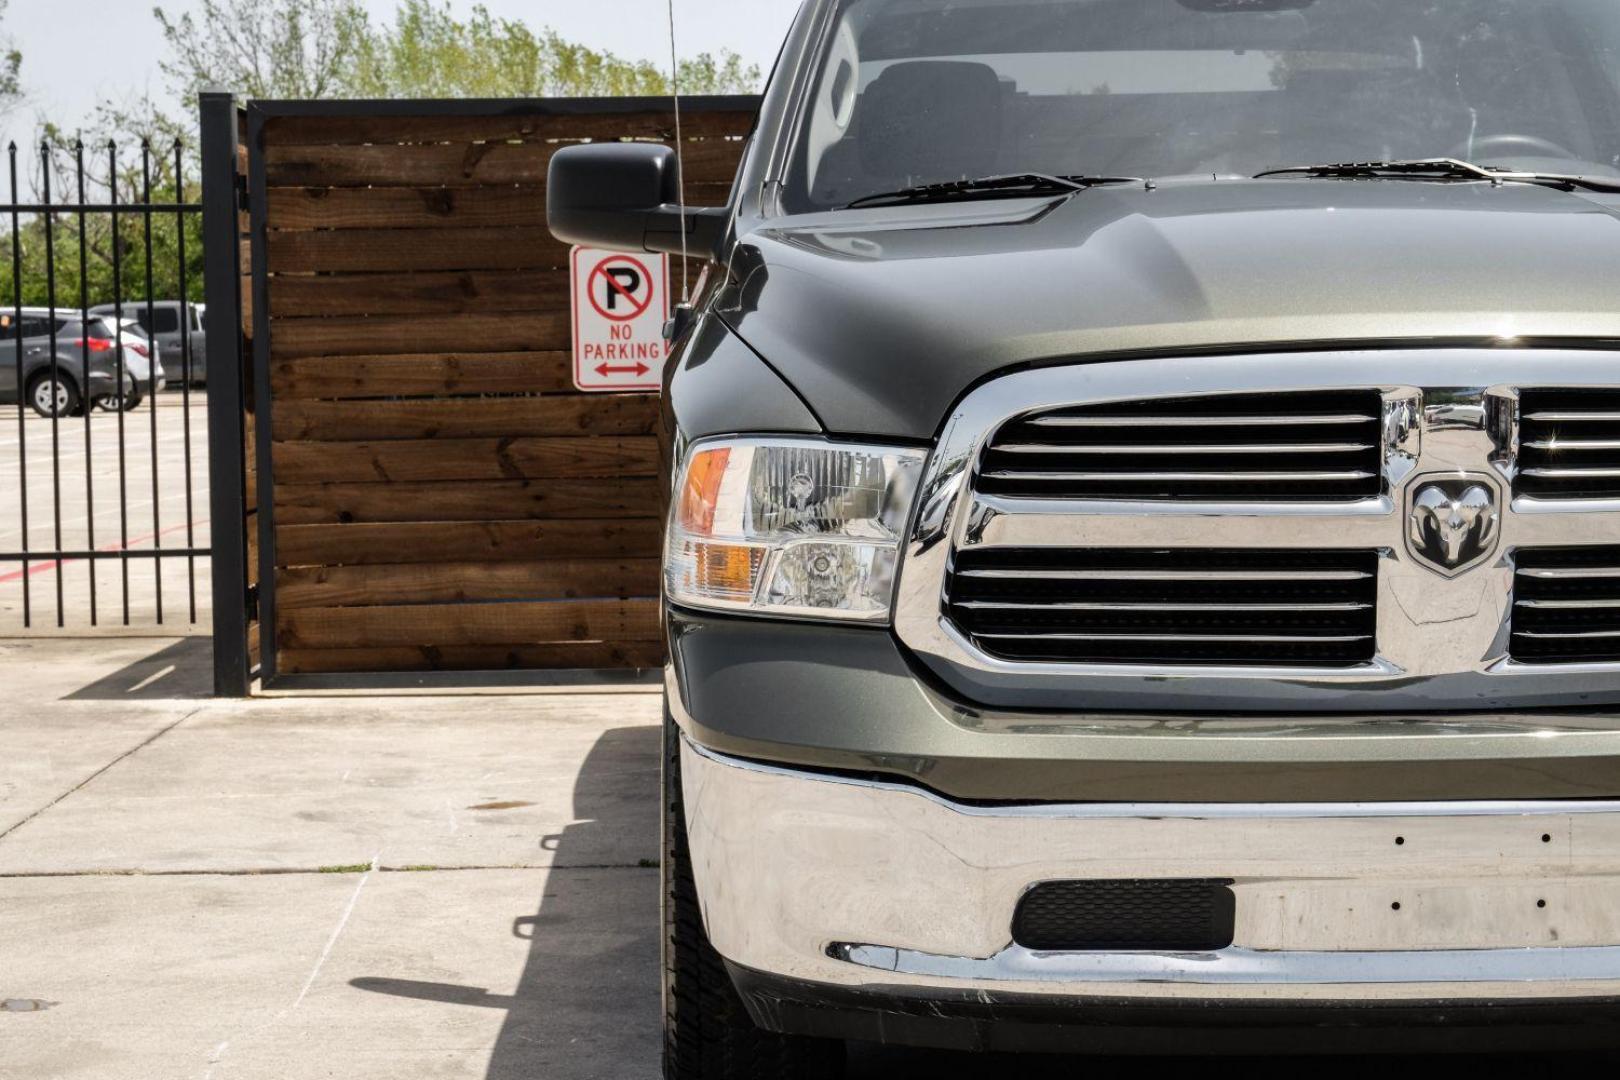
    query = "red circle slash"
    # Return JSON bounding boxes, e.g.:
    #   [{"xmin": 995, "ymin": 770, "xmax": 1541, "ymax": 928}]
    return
[{"xmin": 587, "ymin": 256, "xmax": 656, "ymax": 322}]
